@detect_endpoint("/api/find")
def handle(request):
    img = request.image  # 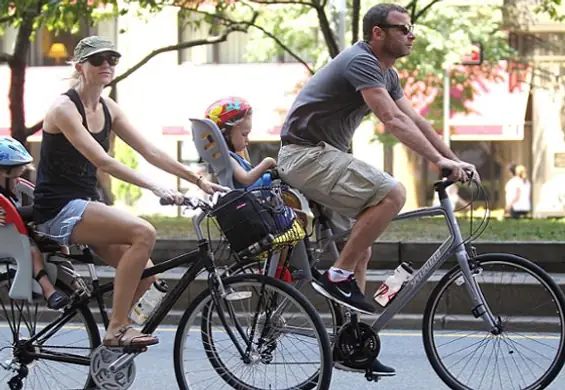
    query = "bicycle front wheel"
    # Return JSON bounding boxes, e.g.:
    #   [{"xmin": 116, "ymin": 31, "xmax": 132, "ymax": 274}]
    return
[
  {"xmin": 225, "ymin": 258, "xmax": 345, "ymax": 340},
  {"xmin": 423, "ymin": 253, "xmax": 565, "ymax": 390},
  {"xmin": 173, "ymin": 273, "xmax": 333, "ymax": 390}
]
